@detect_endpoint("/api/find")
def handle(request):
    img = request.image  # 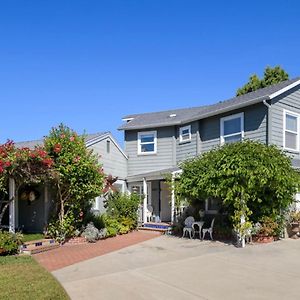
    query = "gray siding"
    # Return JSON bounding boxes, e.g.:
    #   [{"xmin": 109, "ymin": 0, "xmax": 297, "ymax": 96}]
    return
[
  {"xmin": 125, "ymin": 127, "xmax": 175, "ymax": 176},
  {"xmin": 271, "ymin": 87, "xmax": 300, "ymax": 162},
  {"xmin": 200, "ymin": 103, "xmax": 267, "ymax": 152},
  {"xmin": 88, "ymin": 137, "xmax": 128, "ymax": 179},
  {"xmin": 176, "ymin": 121, "xmax": 199, "ymax": 163}
]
